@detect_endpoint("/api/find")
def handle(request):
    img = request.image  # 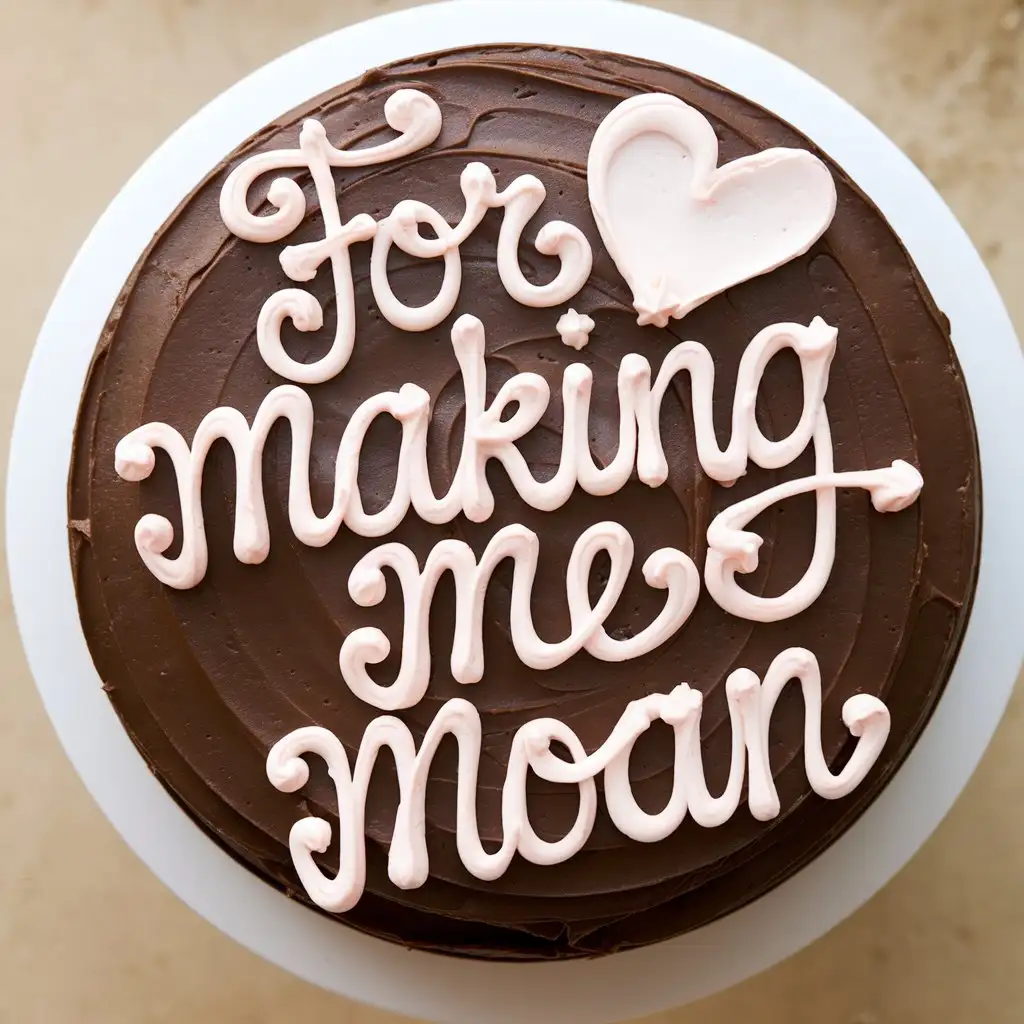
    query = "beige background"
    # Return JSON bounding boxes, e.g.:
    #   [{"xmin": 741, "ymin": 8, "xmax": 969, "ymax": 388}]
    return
[{"xmin": 1, "ymin": 0, "xmax": 1021, "ymax": 1021}]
